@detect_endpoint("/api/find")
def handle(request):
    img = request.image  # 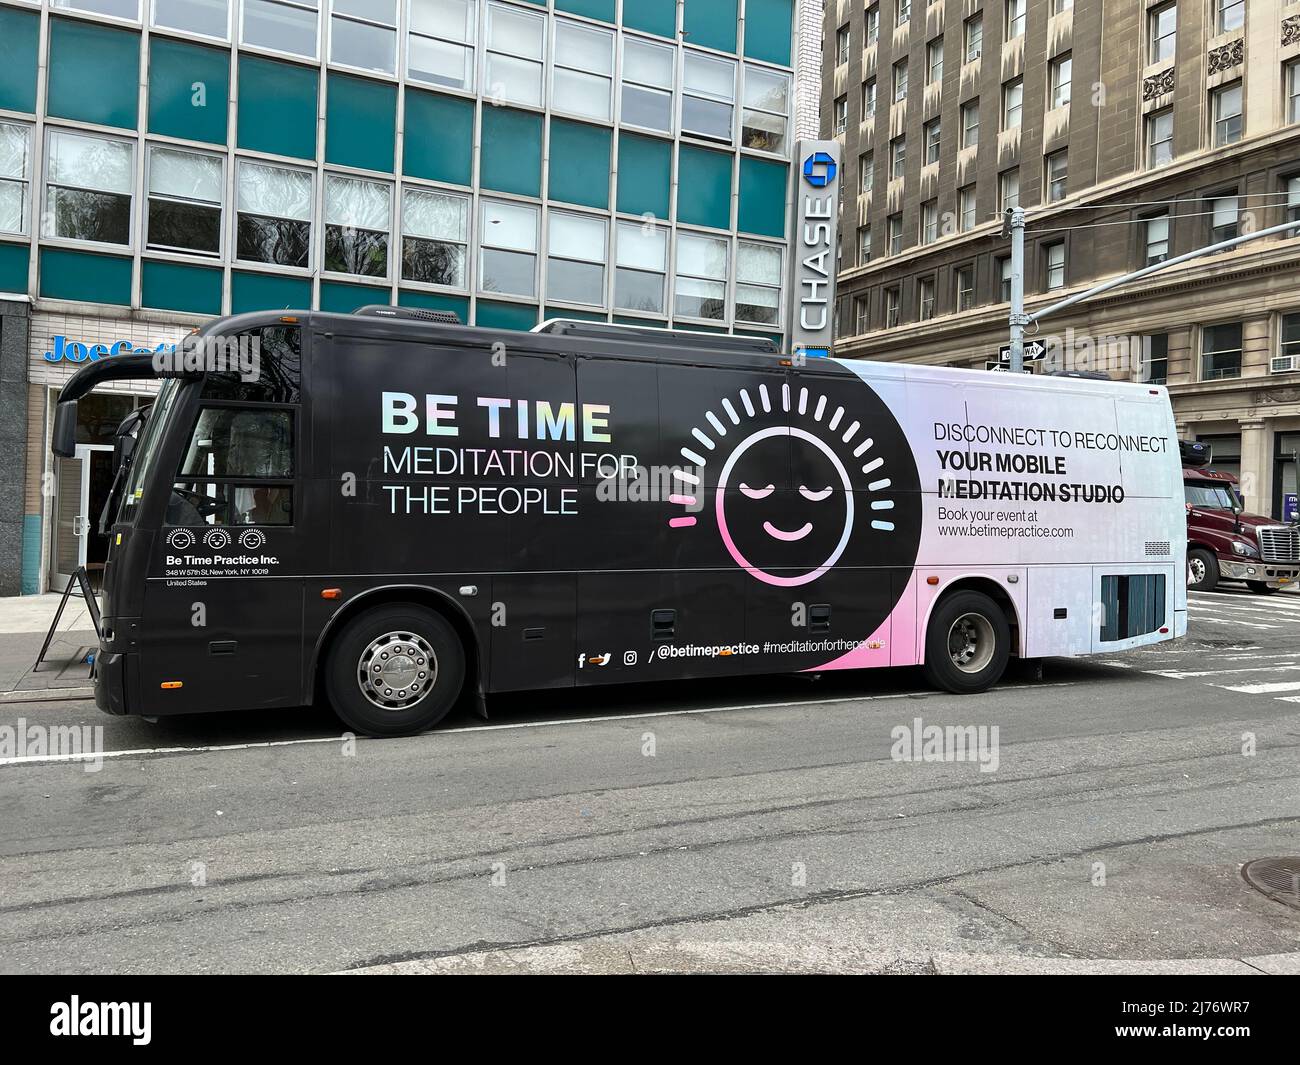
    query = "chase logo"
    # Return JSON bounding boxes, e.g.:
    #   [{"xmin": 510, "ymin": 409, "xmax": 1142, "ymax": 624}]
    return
[{"xmin": 802, "ymin": 151, "xmax": 837, "ymax": 188}]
